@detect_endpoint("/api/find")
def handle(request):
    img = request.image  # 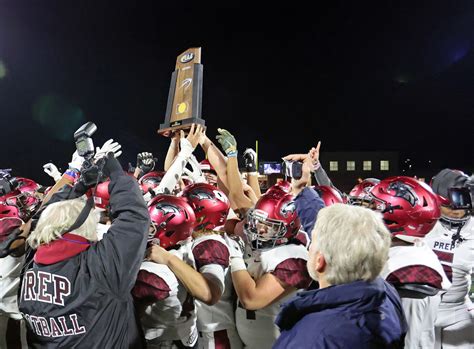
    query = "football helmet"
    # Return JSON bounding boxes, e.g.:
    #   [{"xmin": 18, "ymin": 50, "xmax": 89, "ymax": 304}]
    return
[
  {"xmin": 245, "ymin": 190, "xmax": 301, "ymax": 250},
  {"xmin": 180, "ymin": 183, "xmax": 230, "ymax": 230},
  {"xmin": 369, "ymin": 176, "xmax": 440, "ymax": 242},
  {"xmin": 430, "ymin": 168, "xmax": 471, "ymax": 229},
  {"xmin": 148, "ymin": 195, "xmax": 196, "ymax": 249},
  {"xmin": 139, "ymin": 171, "xmax": 166, "ymax": 194},
  {"xmin": 348, "ymin": 178, "xmax": 380, "ymax": 206},
  {"xmin": 313, "ymin": 185, "xmax": 344, "ymax": 206}
]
